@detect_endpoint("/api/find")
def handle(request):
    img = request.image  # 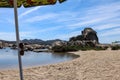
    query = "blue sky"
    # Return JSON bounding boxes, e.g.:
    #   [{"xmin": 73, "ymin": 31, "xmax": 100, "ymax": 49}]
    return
[{"xmin": 0, "ymin": 0, "xmax": 120, "ymax": 43}]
